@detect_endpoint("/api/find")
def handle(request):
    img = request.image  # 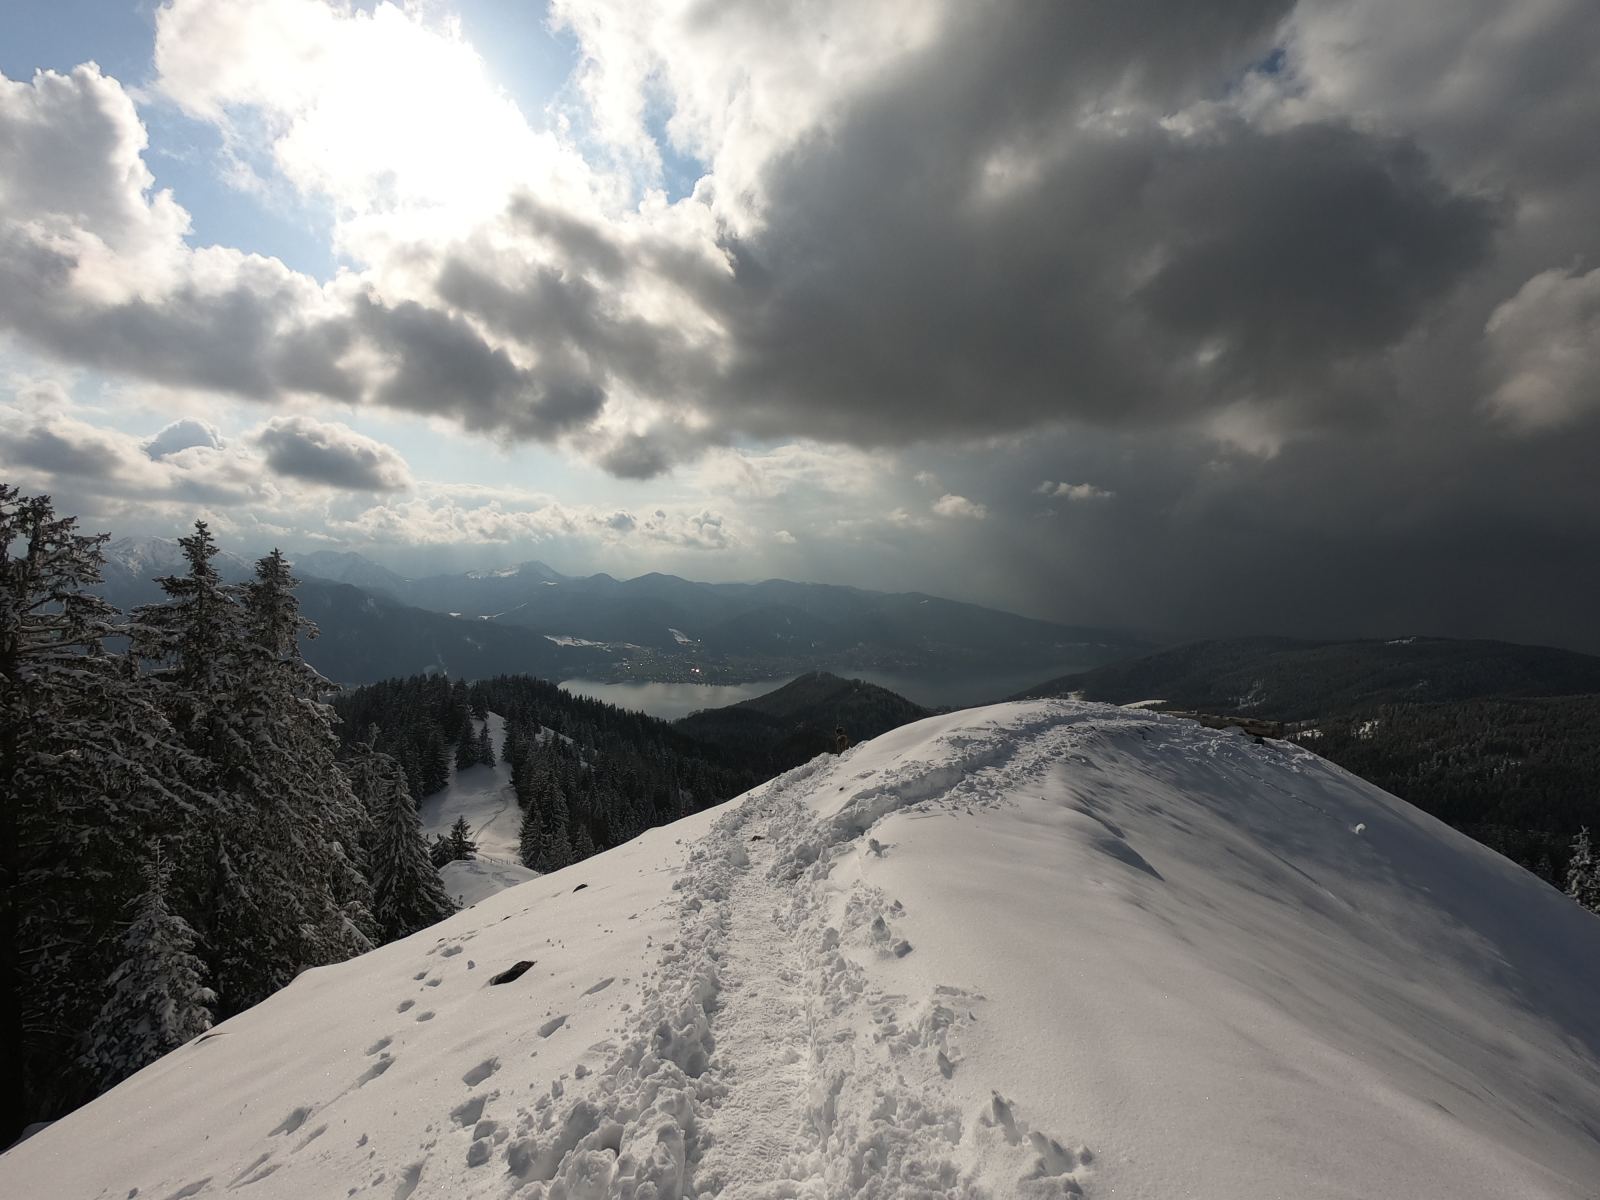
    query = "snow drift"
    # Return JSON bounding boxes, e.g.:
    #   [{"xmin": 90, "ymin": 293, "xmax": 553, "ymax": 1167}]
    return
[{"xmin": 4, "ymin": 701, "xmax": 1598, "ymax": 1199}]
